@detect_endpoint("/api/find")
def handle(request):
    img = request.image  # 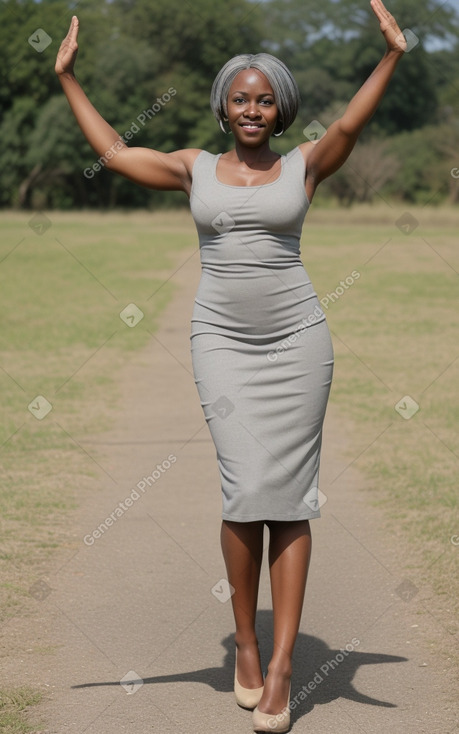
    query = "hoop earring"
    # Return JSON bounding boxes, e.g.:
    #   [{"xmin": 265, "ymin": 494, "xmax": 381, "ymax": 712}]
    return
[
  {"xmin": 273, "ymin": 120, "xmax": 284, "ymax": 137},
  {"xmin": 219, "ymin": 118, "xmax": 232, "ymax": 135}
]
